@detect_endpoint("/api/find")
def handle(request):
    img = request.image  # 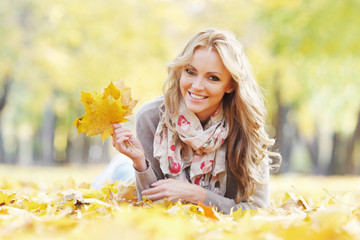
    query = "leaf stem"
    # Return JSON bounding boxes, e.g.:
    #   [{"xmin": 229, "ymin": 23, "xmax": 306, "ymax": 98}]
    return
[{"xmin": 125, "ymin": 140, "xmax": 144, "ymax": 156}]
